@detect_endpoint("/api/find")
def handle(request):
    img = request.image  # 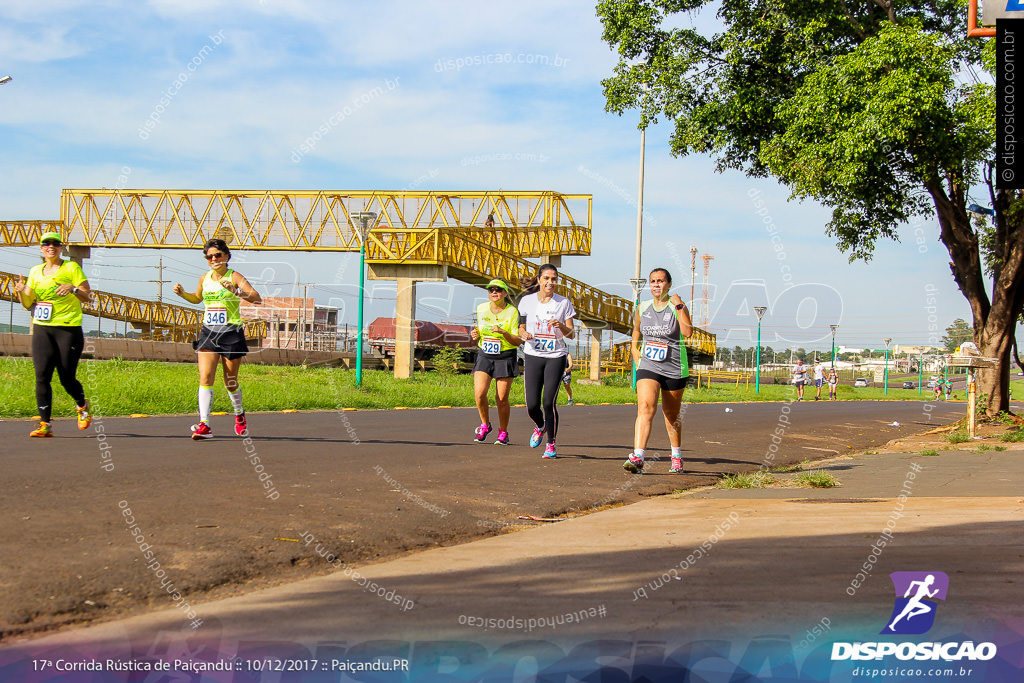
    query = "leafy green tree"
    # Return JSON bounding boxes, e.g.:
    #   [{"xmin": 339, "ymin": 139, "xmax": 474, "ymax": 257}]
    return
[
  {"xmin": 597, "ymin": 0, "xmax": 1019, "ymax": 416},
  {"xmin": 941, "ymin": 318, "xmax": 973, "ymax": 352}
]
